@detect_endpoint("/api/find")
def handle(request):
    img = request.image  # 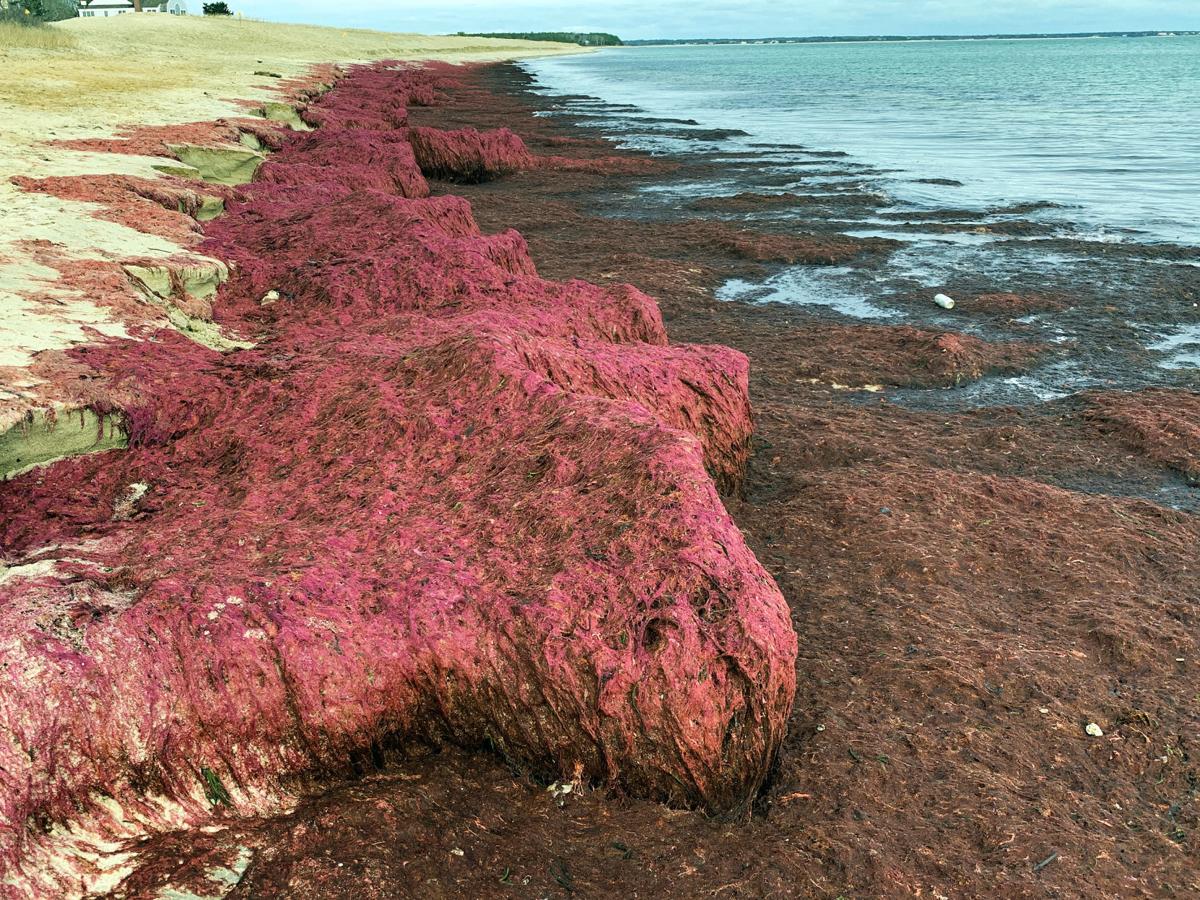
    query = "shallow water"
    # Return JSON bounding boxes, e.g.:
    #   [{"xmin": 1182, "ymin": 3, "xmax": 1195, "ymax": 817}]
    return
[
  {"xmin": 526, "ymin": 38, "xmax": 1200, "ymax": 245},
  {"xmin": 1150, "ymin": 323, "xmax": 1200, "ymax": 368},
  {"xmin": 523, "ymin": 40, "xmax": 1200, "ymax": 405}
]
